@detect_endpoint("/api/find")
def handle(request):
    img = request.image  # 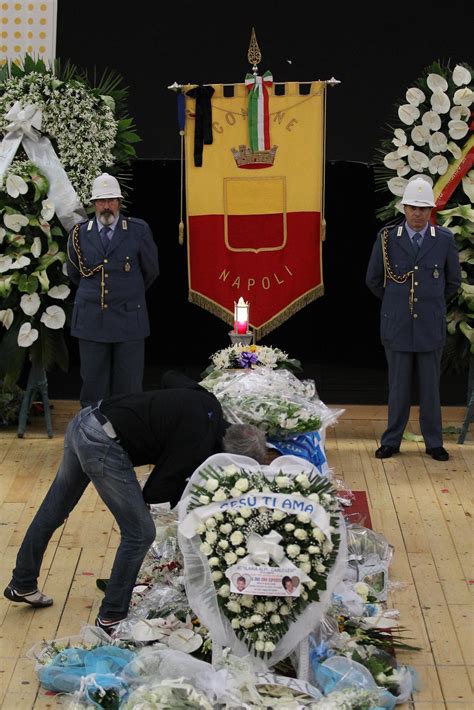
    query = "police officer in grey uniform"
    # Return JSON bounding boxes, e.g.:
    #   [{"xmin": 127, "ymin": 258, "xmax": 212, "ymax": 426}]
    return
[
  {"xmin": 366, "ymin": 177, "xmax": 461, "ymax": 461},
  {"xmin": 67, "ymin": 174, "xmax": 159, "ymax": 407}
]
